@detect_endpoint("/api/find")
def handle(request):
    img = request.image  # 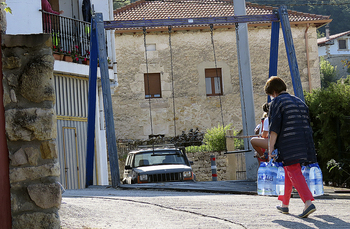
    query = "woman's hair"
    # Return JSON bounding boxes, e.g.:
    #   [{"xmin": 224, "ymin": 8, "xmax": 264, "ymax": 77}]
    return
[
  {"xmin": 262, "ymin": 102, "xmax": 270, "ymax": 113},
  {"xmin": 264, "ymin": 76, "xmax": 287, "ymax": 95}
]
